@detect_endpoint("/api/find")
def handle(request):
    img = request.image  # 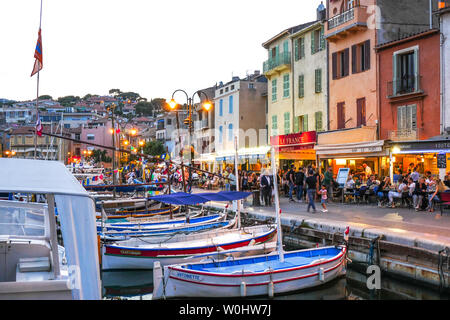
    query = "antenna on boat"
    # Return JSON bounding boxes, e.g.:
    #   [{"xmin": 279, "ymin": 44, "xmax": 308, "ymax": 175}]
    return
[
  {"xmin": 270, "ymin": 147, "xmax": 284, "ymax": 262},
  {"xmin": 234, "ymin": 135, "xmax": 241, "ymax": 229}
]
